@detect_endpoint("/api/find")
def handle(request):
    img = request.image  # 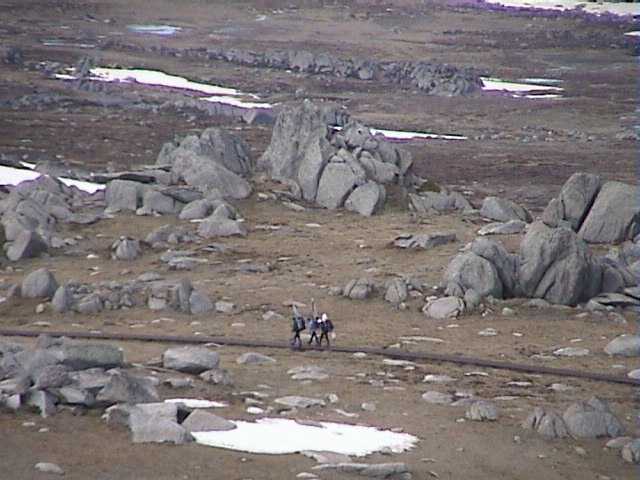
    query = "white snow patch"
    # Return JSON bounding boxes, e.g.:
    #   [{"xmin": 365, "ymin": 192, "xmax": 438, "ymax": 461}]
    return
[
  {"xmin": 201, "ymin": 95, "xmax": 273, "ymax": 109},
  {"xmin": 56, "ymin": 68, "xmax": 241, "ymax": 96},
  {"xmin": 370, "ymin": 127, "xmax": 467, "ymax": 141},
  {"xmin": 127, "ymin": 25, "xmax": 182, "ymax": 36},
  {"xmin": 164, "ymin": 398, "xmax": 228, "ymax": 409},
  {"xmin": 0, "ymin": 165, "xmax": 104, "ymax": 193},
  {"xmin": 192, "ymin": 417, "xmax": 418, "ymax": 456},
  {"xmin": 332, "ymin": 125, "xmax": 466, "ymax": 141},
  {"xmin": 483, "ymin": 0, "xmax": 639, "ymax": 17},
  {"xmin": 481, "ymin": 77, "xmax": 564, "ymax": 94}
]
